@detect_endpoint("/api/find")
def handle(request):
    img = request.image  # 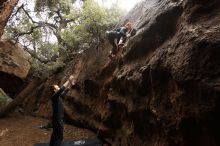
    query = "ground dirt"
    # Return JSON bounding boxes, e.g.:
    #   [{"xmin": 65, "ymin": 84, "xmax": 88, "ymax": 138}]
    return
[{"xmin": 0, "ymin": 114, "xmax": 95, "ymax": 146}]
